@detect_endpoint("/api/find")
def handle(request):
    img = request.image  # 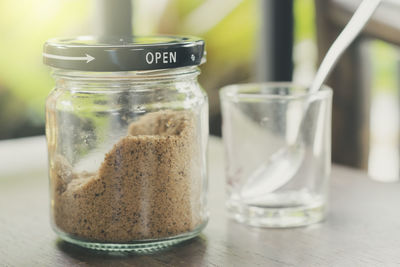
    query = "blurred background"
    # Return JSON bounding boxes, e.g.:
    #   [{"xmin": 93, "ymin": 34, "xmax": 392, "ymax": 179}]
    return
[{"xmin": 0, "ymin": 0, "xmax": 399, "ymax": 181}]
